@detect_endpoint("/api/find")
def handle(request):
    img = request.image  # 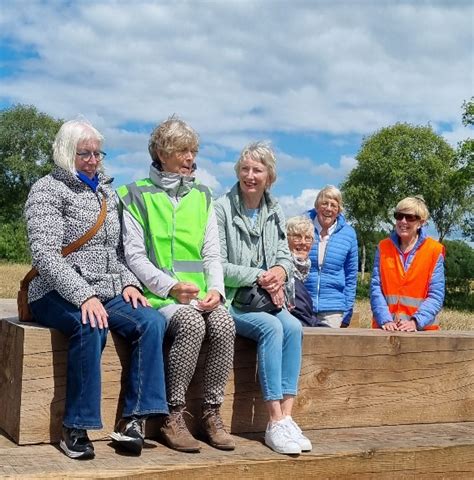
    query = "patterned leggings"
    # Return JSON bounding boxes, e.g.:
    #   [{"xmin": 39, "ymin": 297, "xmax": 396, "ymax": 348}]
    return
[{"xmin": 166, "ymin": 305, "xmax": 235, "ymax": 406}]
